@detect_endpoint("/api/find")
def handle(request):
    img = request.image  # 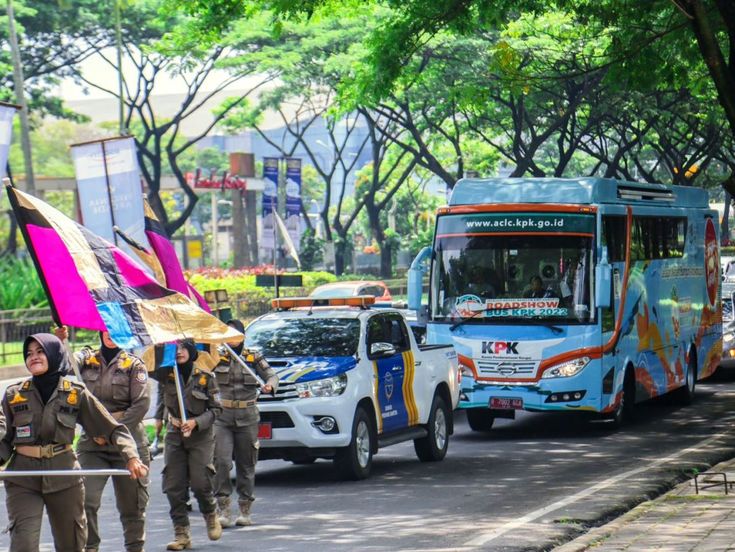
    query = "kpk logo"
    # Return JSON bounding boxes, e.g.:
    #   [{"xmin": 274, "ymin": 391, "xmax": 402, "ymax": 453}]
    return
[{"xmin": 481, "ymin": 341, "xmax": 519, "ymax": 355}]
